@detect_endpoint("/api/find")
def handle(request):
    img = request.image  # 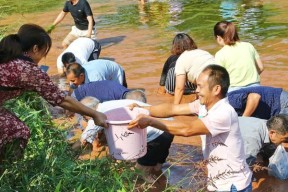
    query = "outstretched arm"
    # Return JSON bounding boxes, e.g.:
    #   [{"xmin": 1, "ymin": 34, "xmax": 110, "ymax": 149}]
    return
[
  {"xmin": 243, "ymin": 93, "xmax": 261, "ymax": 117},
  {"xmin": 129, "ymin": 102, "xmax": 193, "ymax": 118},
  {"xmin": 174, "ymin": 74, "xmax": 186, "ymax": 104},
  {"xmin": 59, "ymin": 96, "xmax": 107, "ymax": 128},
  {"xmin": 52, "ymin": 11, "xmax": 68, "ymax": 26},
  {"xmin": 128, "ymin": 114, "xmax": 209, "ymax": 137}
]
